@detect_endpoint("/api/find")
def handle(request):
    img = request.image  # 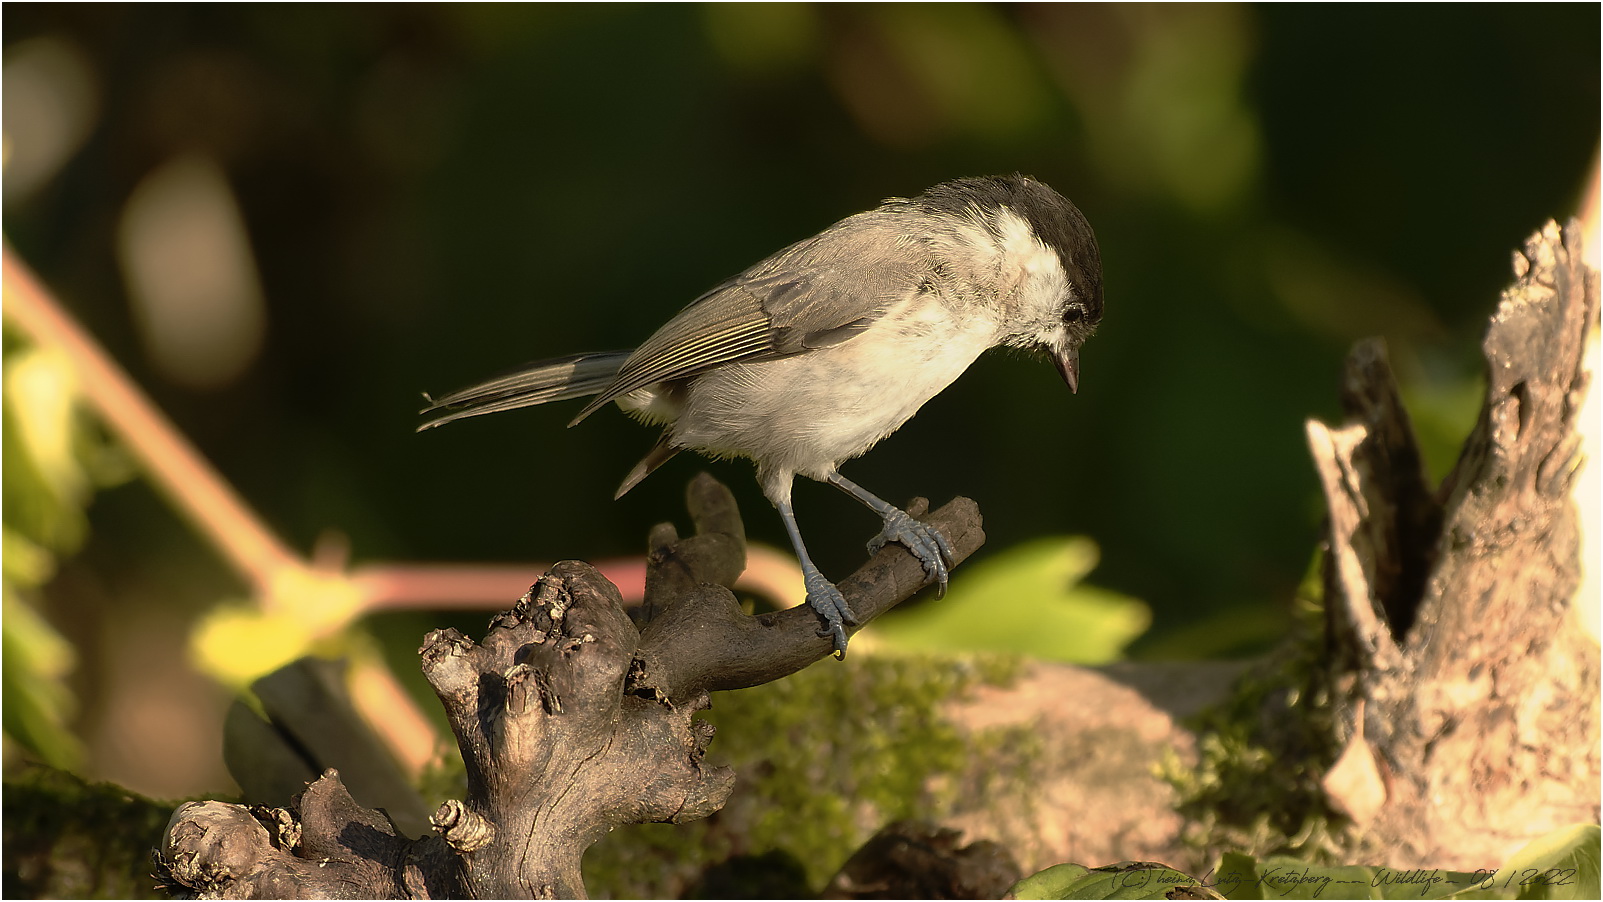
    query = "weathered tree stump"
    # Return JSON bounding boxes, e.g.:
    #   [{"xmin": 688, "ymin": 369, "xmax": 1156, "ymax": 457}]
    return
[
  {"xmin": 1307, "ymin": 219, "xmax": 1599, "ymax": 866},
  {"xmin": 156, "ymin": 476, "xmax": 985, "ymax": 898}
]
